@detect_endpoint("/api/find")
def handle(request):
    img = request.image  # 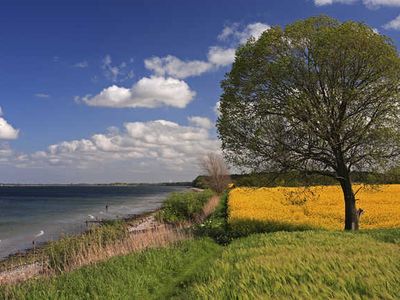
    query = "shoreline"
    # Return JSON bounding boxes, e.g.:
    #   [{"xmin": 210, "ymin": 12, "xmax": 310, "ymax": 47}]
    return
[
  {"xmin": 0, "ymin": 208, "xmax": 166, "ymax": 284},
  {"xmin": 0, "ymin": 187, "xmax": 205, "ymax": 284},
  {"xmin": 0, "ymin": 209, "xmax": 157, "ymax": 264},
  {"xmin": 0, "ymin": 185, "xmax": 192, "ymax": 264}
]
